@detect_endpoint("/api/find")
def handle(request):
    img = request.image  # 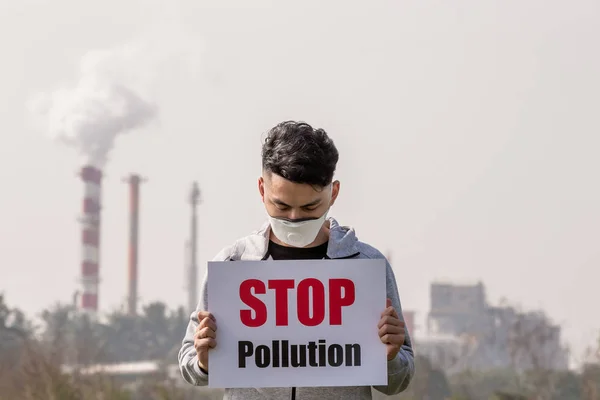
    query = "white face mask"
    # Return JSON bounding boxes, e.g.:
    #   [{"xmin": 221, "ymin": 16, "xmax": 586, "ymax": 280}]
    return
[{"xmin": 268, "ymin": 210, "xmax": 329, "ymax": 248}]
